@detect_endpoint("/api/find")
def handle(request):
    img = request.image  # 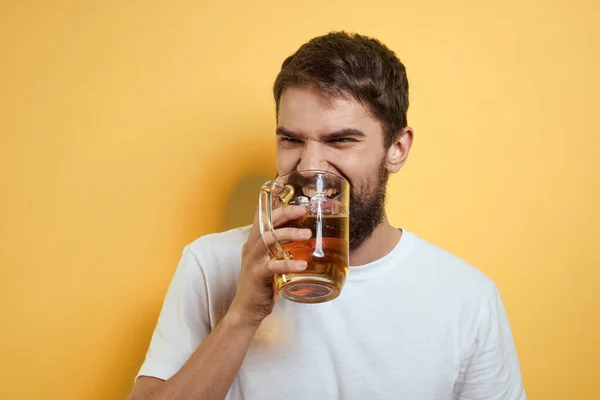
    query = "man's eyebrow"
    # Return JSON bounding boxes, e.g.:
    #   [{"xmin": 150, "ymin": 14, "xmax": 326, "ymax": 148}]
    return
[
  {"xmin": 275, "ymin": 127, "xmax": 299, "ymax": 137},
  {"xmin": 322, "ymin": 128, "xmax": 366, "ymax": 140},
  {"xmin": 276, "ymin": 127, "xmax": 365, "ymax": 140}
]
